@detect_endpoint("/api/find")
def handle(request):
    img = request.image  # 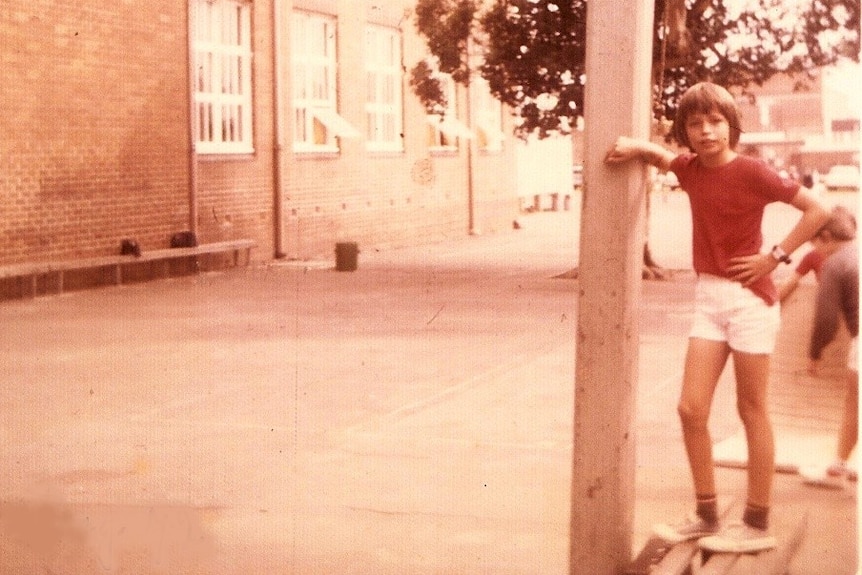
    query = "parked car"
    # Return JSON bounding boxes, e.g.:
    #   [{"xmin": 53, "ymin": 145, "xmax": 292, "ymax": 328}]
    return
[{"xmin": 823, "ymin": 165, "xmax": 860, "ymax": 191}]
